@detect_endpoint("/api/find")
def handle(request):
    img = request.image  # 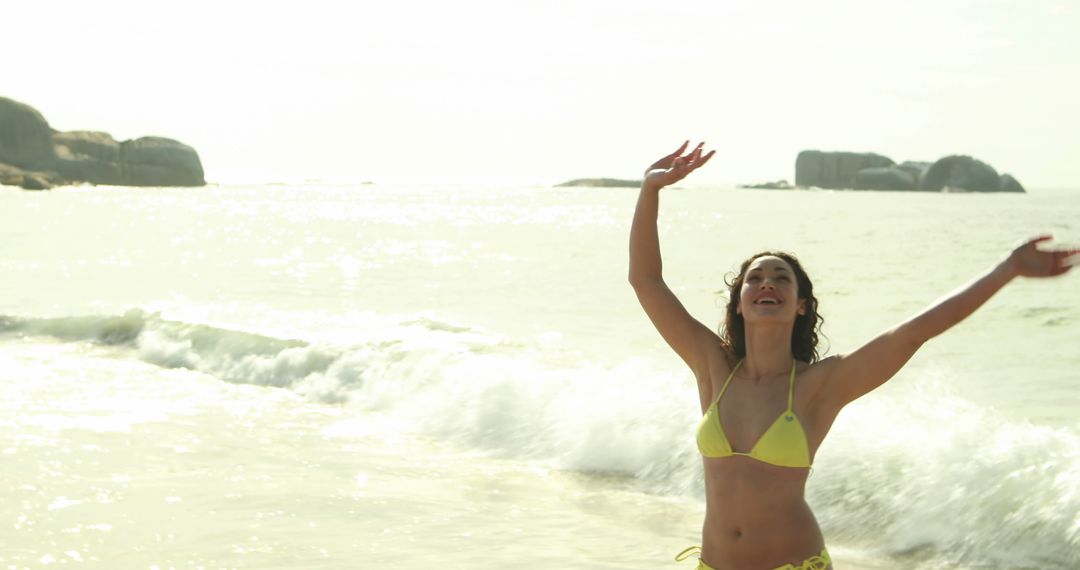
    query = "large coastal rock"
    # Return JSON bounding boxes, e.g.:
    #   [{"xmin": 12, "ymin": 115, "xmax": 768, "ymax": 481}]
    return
[
  {"xmin": 0, "ymin": 162, "xmax": 60, "ymax": 191},
  {"xmin": 854, "ymin": 166, "xmax": 916, "ymax": 191},
  {"xmin": 998, "ymin": 173, "xmax": 1025, "ymax": 193},
  {"xmin": 0, "ymin": 97, "xmax": 55, "ymax": 169},
  {"xmin": 795, "ymin": 151, "xmax": 894, "ymax": 189},
  {"xmin": 52, "ymin": 131, "xmax": 124, "ymax": 185},
  {"xmin": 793, "ymin": 149, "xmax": 1025, "ymax": 193},
  {"xmin": 896, "ymin": 161, "xmax": 932, "ymax": 188},
  {"xmin": 920, "ymin": 155, "xmax": 1001, "ymax": 192},
  {"xmin": 121, "ymin": 137, "xmax": 205, "ymax": 186},
  {"xmin": 0, "ymin": 96, "xmax": 205, "ymax": 189}
]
